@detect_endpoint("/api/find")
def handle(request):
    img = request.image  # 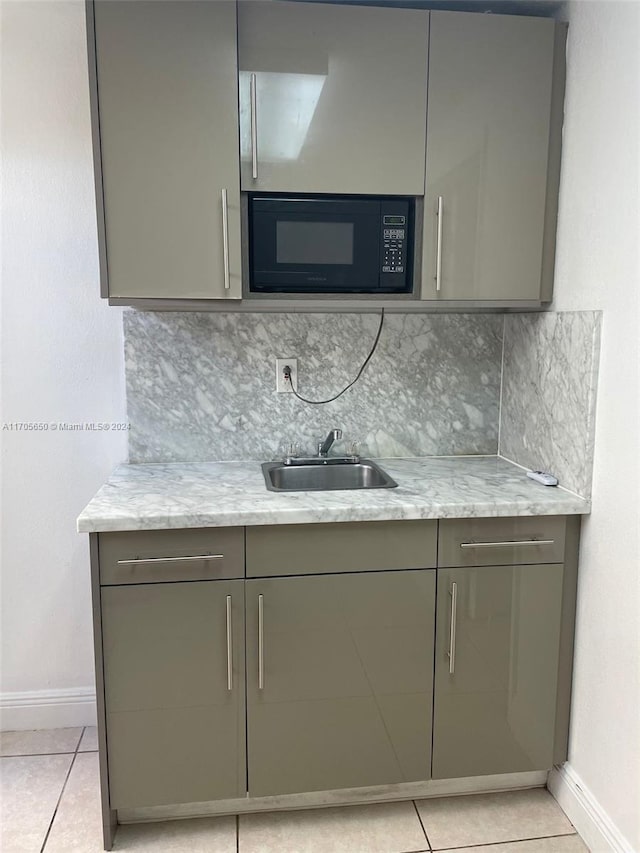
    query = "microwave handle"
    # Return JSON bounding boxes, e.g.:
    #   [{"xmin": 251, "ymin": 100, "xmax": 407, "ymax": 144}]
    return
[{"xmin": 250, "ymin": 73, "xmax": 258, "ymax": 180}]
